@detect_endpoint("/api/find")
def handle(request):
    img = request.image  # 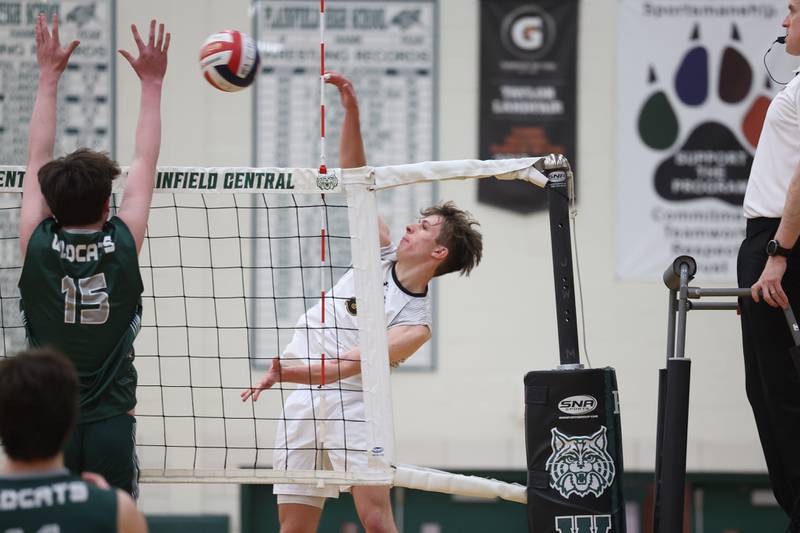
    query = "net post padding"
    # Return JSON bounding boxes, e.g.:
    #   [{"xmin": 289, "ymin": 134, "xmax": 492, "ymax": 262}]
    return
[
  {"xmin": 393, "ymin": 464, "xmax": 526, "ymax": 504},
  {"xmin": 524, "ymin": 367, "xmax": 626, "ymax": 532}
]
